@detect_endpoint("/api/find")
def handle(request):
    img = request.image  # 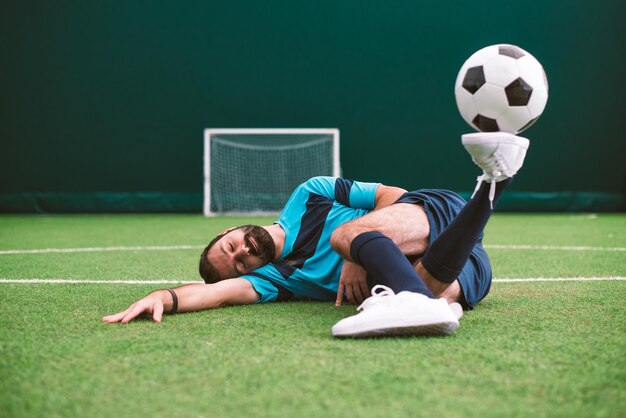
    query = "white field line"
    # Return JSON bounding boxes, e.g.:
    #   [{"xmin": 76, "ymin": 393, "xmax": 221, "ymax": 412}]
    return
[
  {"xmin": 0, "ymin": 245, "xmax": 205, "ymax": 255},
  {"xmin": 0, "ymin": 278, "xmax": 201, "ymax": 284},
  {"xmin": 492, "ymin": 277, "xmax": 626, "ymax": 283},
  {"xmin": 484, "ymin": 244, "xmax": 626, "ymax": 252},
  {"xmin": 0, "ymin": 244, "xmax": 624, "ymax": 255},
  {"xmin": 0, "ymin": 277, "xmax": 624, "ymax": 285}
]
